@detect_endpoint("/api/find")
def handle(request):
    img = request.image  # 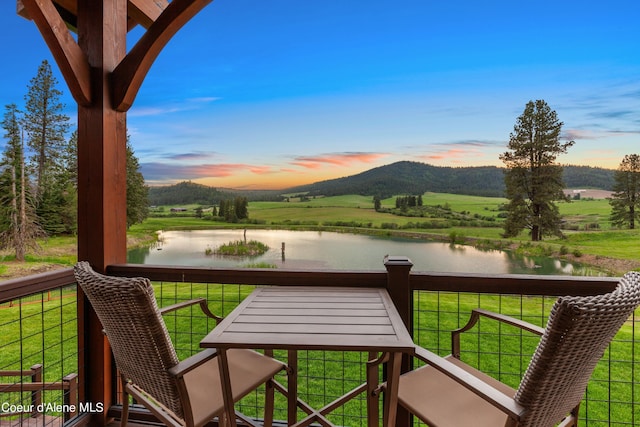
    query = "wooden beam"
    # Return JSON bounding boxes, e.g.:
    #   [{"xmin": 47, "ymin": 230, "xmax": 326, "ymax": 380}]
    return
[
  {"xmin": 111, "ymin": 0, "xmax": 212, "ymax": 111},
  {"xmin": 128, "ymin": 0, "xmax": 169, "ymax": 29},
  {"xmin": 19, "ymin": 0, "xmax": 91, "ymax": 106}
]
